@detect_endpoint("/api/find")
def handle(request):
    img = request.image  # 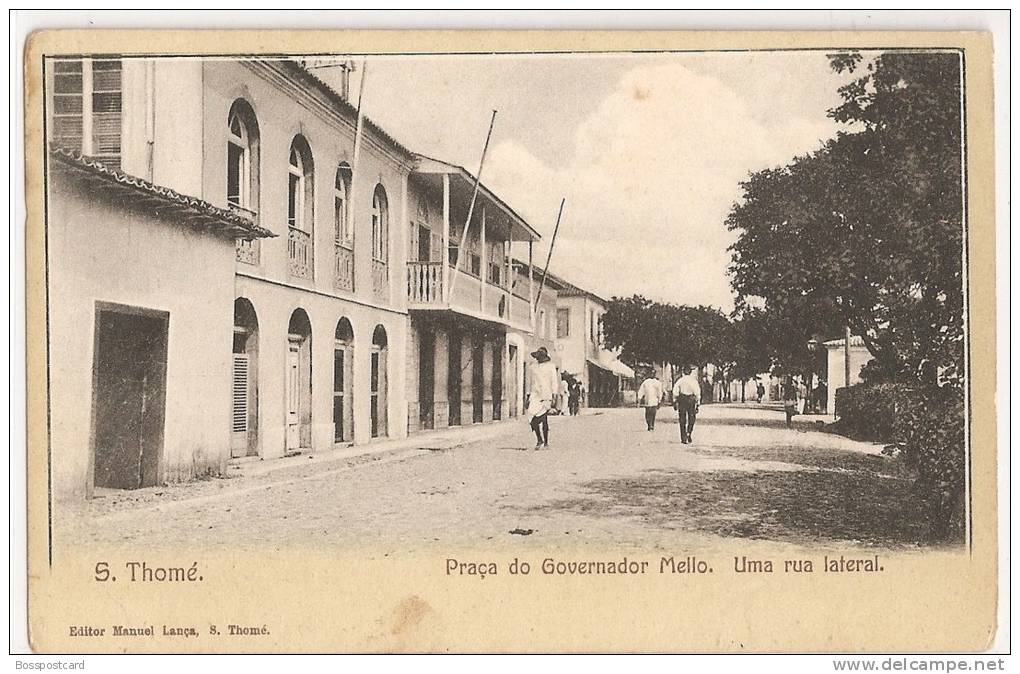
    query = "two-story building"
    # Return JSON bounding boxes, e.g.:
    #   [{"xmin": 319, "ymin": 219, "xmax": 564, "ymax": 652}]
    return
[
  {"xmin": 405, "ymin": 156, "xmax": 539, "ymax": 432},
  {"xmin": 45, "ymin": 55, "xmax": 543, "ymax": 499},
  {"xmin": 554, "ymin": 280, "xmax": 634, "ymax": 407}
]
